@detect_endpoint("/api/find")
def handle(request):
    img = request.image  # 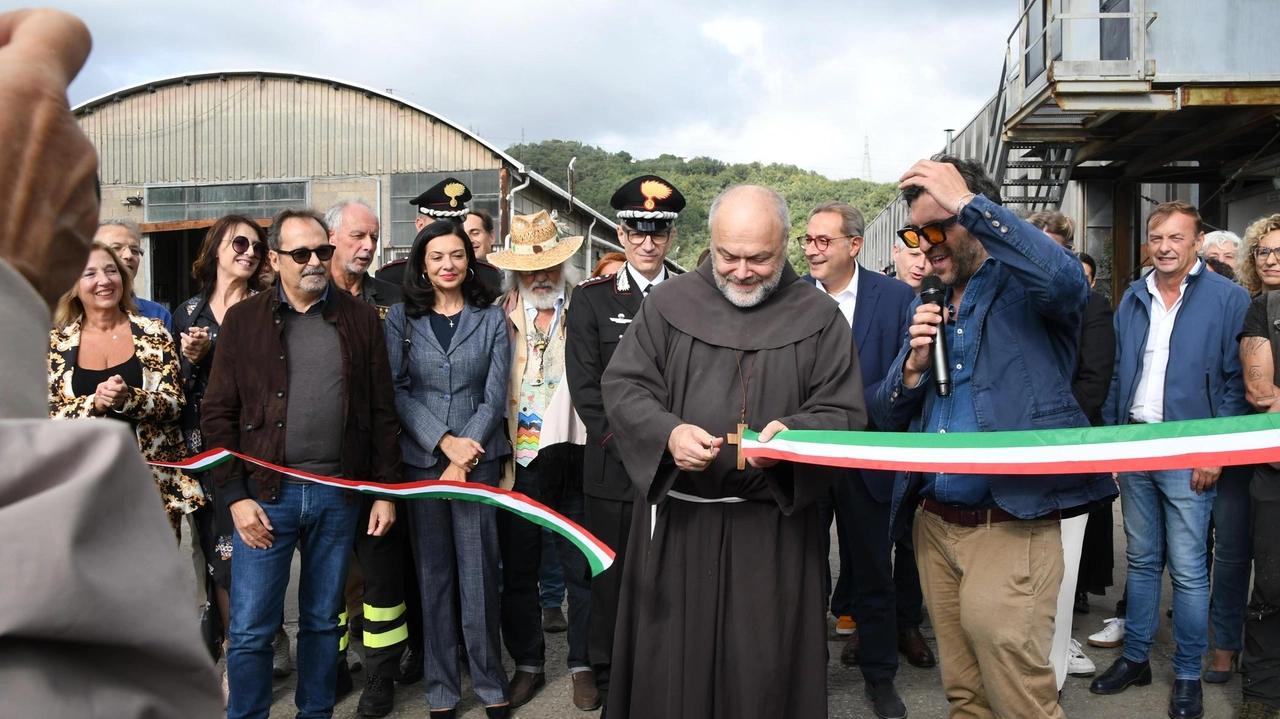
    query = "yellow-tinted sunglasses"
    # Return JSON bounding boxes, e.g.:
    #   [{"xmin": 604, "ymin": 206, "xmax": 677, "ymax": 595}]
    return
[{"xmin": 896, "ymin": 216, "xmax": 959, "ymax": 249}]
